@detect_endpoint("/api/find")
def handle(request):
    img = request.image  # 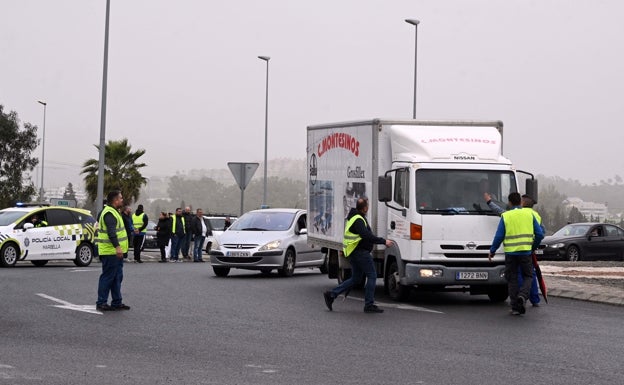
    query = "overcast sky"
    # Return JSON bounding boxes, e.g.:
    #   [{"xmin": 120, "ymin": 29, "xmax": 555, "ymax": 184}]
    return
[{"xmin": 2, "ymin": 0, "xmax": 623, "ymax": 191}]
